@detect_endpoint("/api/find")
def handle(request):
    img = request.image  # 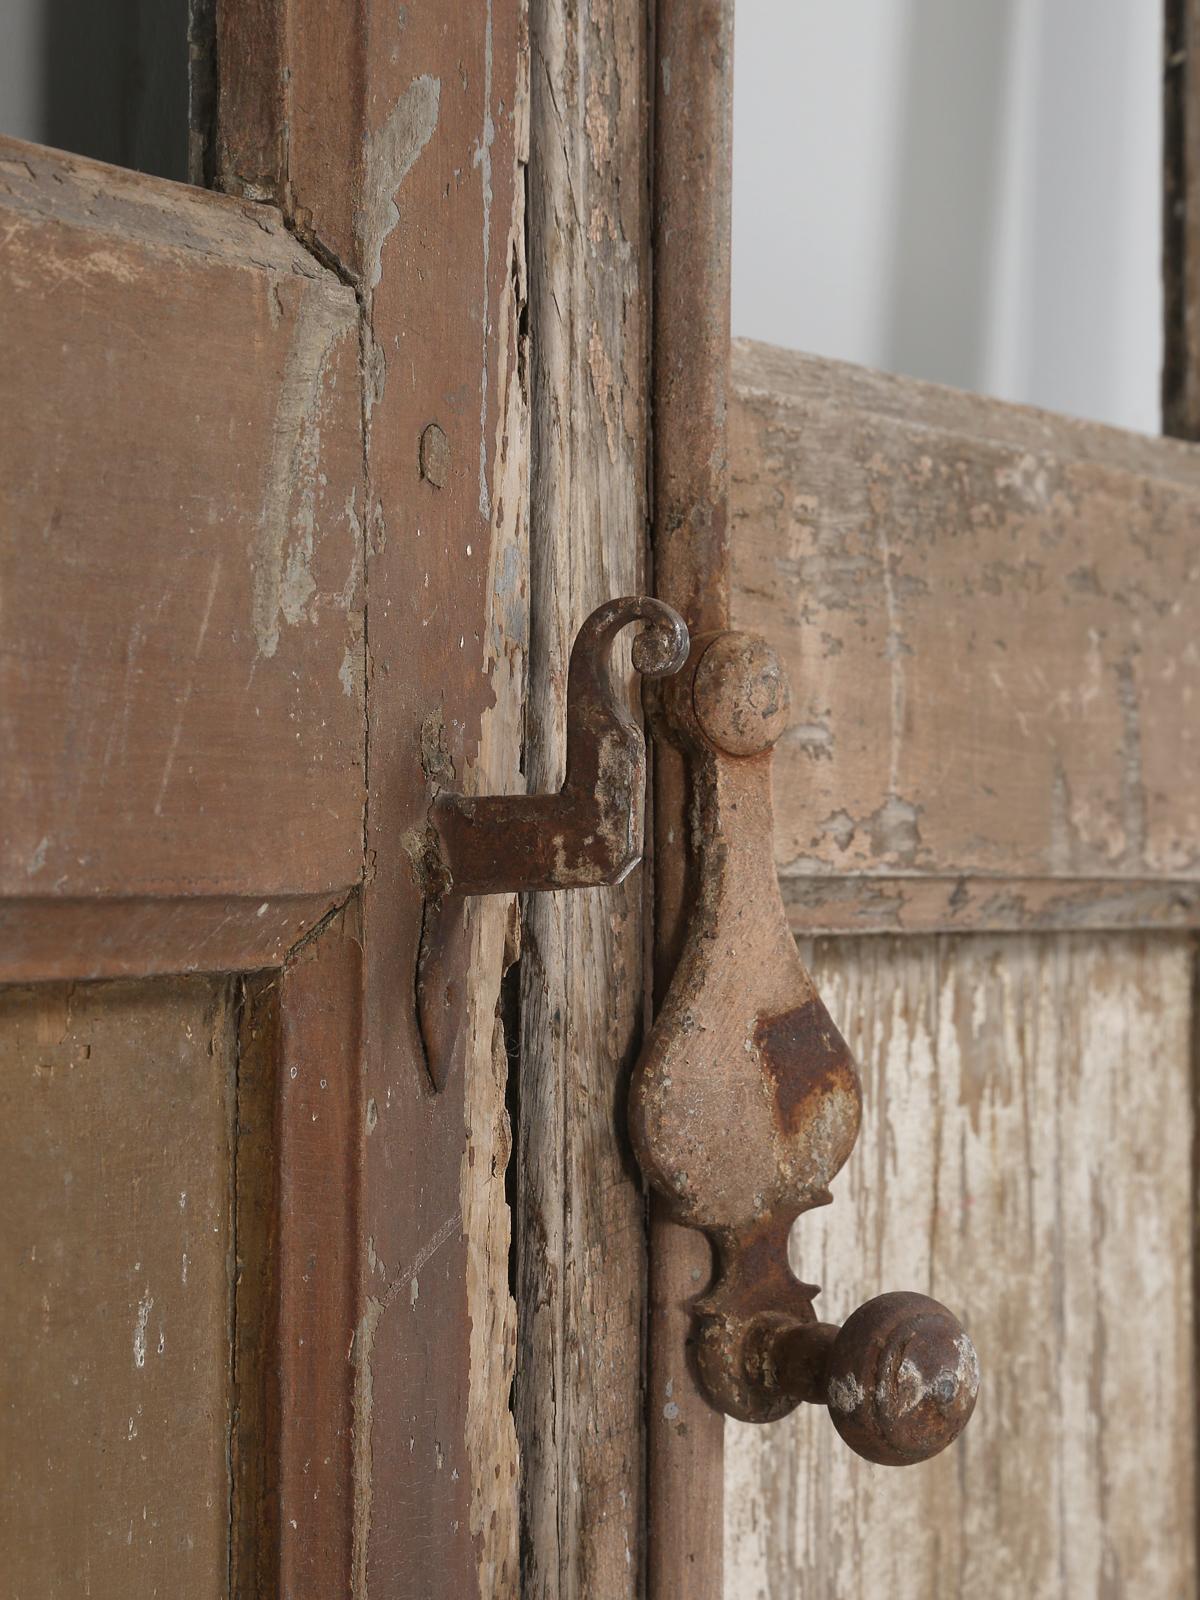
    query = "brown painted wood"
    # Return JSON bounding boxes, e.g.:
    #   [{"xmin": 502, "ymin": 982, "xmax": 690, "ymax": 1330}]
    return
[
  {"xmin": 1, "ymin": 976, "xmax": 237, "ymax": 1596},
  {"xmin": 214, "ymin": 5, "xmax": 530, "ymax": 1592},
  {"xmin": 0, "ymin": 892, "xmax": 347, "ymax": 983},
  {"xmin": 724, "ymin": 933, "xmax": 1196, "ymax": 1599},
  {"xmin": 0, "ymin": 139, "xmax": 366, "ymax": 918},
  {"xmin": 233, "ymin": 906, "xmax": 363, "ymax": 1597},
  {"xmin": 518, "ymin": 0, "xmax": 652, "ymax": 1592},
  {"xmin": 730, "ymin": 338, "xmax": 1200, "ymax": 934}
]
